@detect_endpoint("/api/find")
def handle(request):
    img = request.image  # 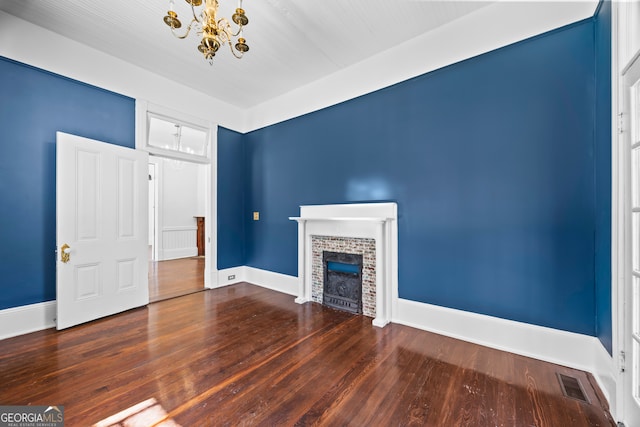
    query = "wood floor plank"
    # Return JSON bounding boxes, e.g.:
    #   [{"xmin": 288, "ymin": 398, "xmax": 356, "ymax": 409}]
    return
[
  {"xmin": 148, "ymin": 257, "xmax": 204, "ymax": 302},
  {"xmin": 0, "ymin": 283, "xmax": 616, "ymax": 426}
]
